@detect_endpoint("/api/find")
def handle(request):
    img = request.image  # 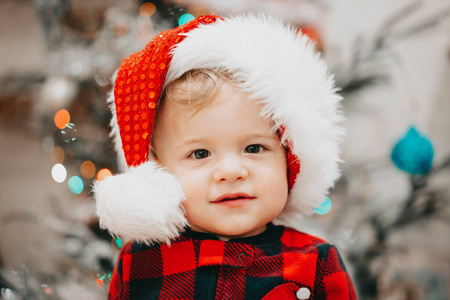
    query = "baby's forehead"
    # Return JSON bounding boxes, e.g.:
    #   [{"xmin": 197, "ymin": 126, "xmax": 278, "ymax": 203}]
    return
[
  {"xmin": 162, "ymin": 79, "xmax": 262, "ymax": 114},
  {"xmin": 161, "ymin": 85, "xmax": 273, "ymax": 131}
]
